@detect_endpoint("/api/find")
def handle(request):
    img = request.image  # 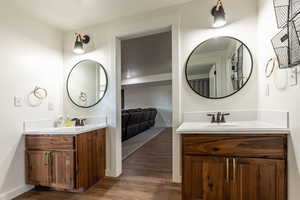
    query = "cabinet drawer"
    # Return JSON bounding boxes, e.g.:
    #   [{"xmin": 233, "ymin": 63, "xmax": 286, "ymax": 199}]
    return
[
  {"xmin": 26, "ymin": 135, "xmax": 75, "ymax": 150},
  {"xmin": 182, "ymin": 135, "xmax": 287, "ymax": 159}
]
